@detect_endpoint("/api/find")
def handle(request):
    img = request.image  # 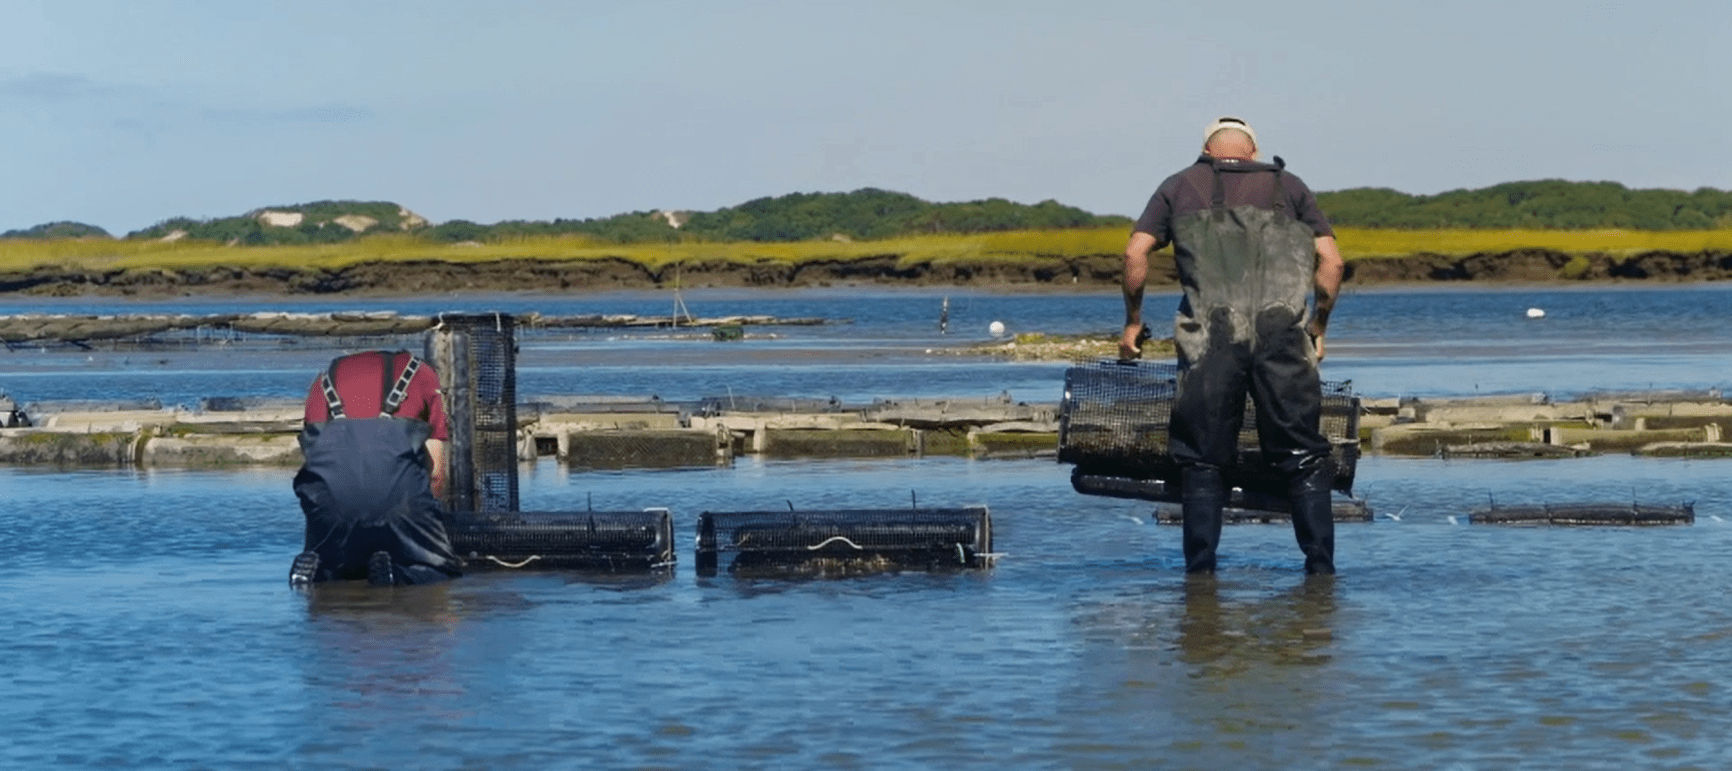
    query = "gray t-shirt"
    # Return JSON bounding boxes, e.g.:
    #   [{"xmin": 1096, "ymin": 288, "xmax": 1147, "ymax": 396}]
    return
[{"xmin": 1133, "ymin": 155, "xmax": 1334, "ymax": 241}]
